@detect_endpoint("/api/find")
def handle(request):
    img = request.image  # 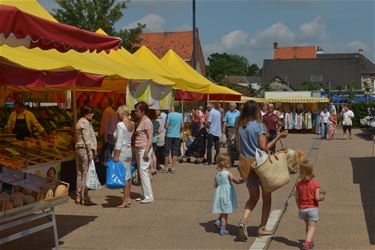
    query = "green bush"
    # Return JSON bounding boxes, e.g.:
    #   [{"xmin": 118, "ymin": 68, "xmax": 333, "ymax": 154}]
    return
[{"xmin": 348, "ymin": 102, "xmax": 375, "ymax": 128}]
